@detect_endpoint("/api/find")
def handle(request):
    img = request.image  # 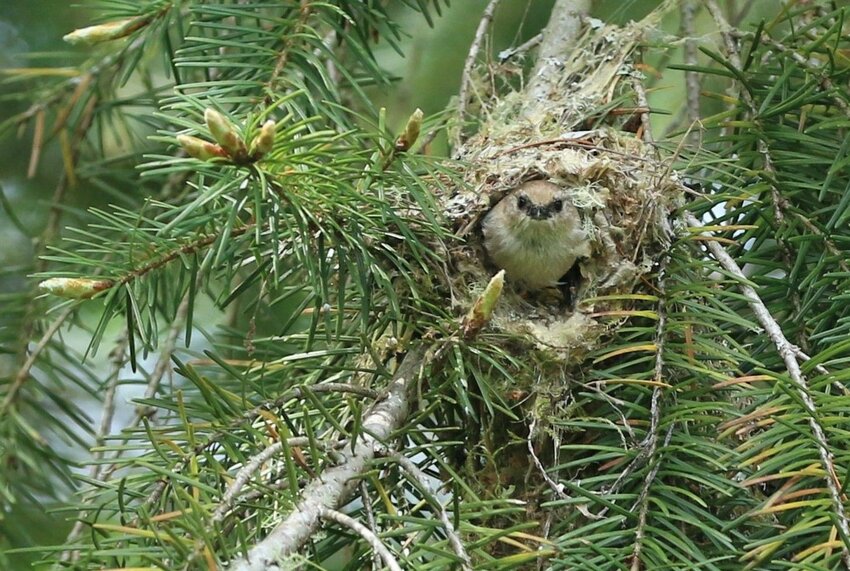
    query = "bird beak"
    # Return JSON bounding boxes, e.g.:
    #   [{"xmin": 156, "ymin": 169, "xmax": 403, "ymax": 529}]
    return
[{"xmin": 528, "ymin": 206, "xmax": 549, "ymax": 220}]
